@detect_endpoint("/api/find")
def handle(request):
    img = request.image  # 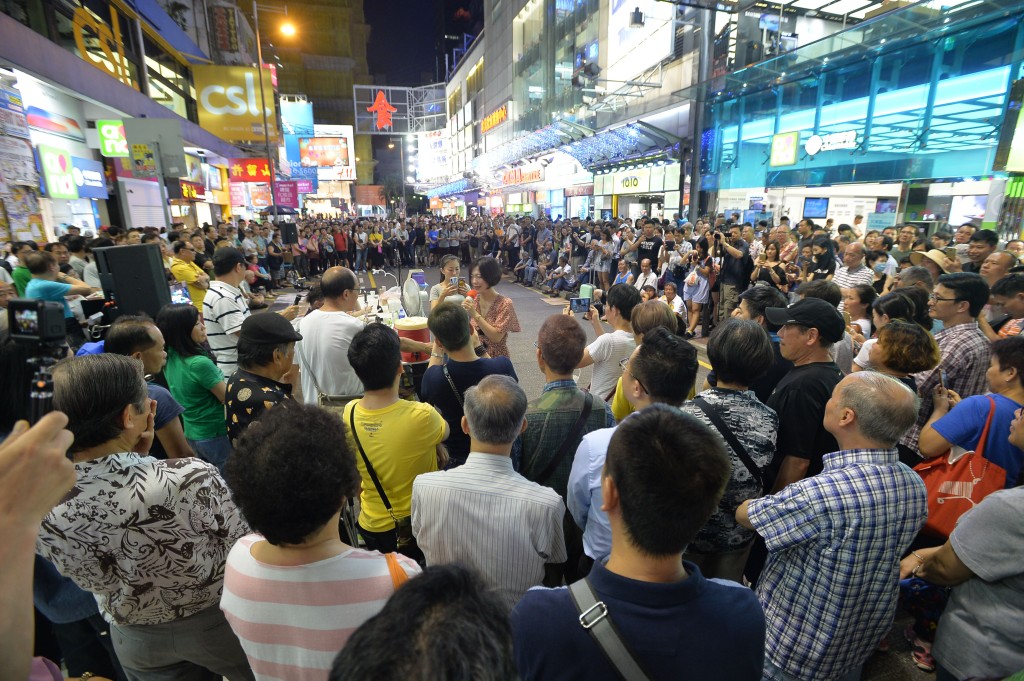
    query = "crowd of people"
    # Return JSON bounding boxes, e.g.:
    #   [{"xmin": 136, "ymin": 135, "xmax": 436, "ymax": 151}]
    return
[{"xmin": 2, "ymin": 211, "xmax": 1024, "ymax": 681}]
